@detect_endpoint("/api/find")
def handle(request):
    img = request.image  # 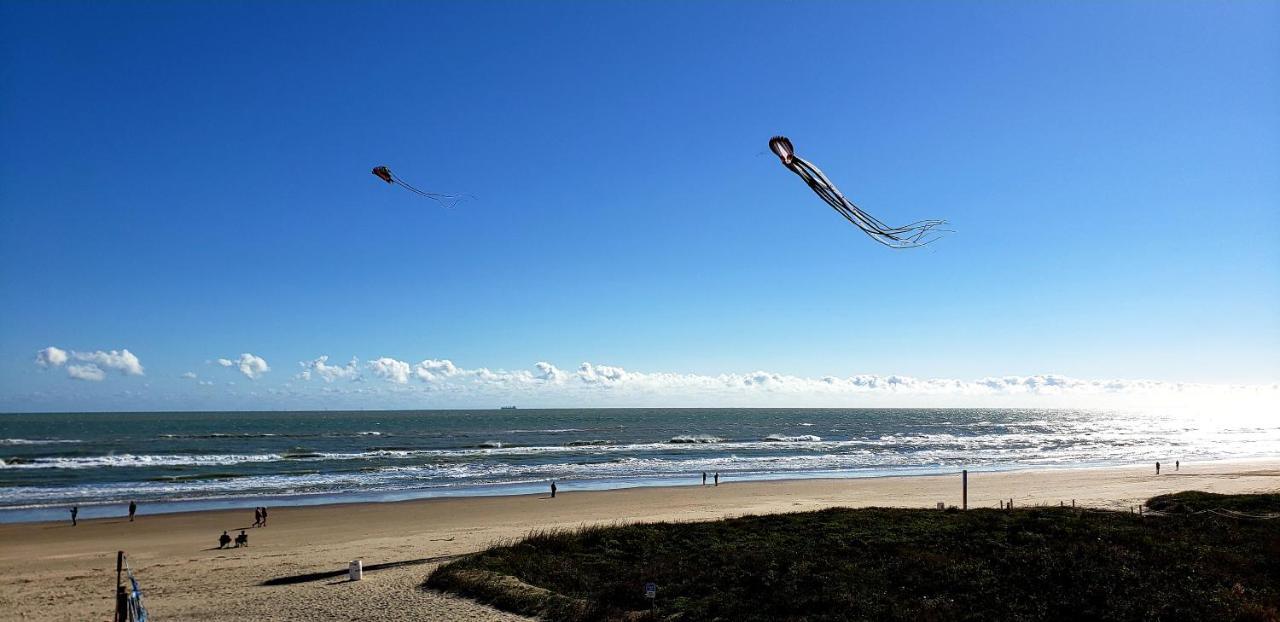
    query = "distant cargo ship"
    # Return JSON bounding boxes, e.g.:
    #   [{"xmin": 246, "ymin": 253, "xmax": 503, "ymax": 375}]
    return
[{"xmin": 500, "ymin": 405, "xmax": 517, "ymax": 410}]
